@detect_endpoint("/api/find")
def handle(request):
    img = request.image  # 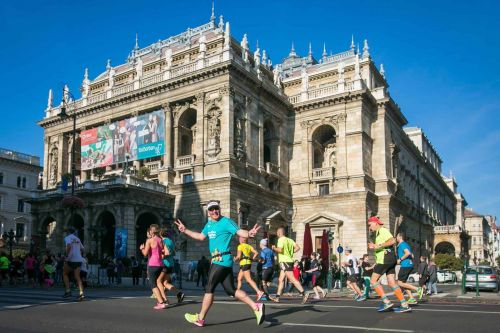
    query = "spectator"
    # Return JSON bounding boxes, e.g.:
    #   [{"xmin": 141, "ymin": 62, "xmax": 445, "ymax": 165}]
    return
[
  {"xmin": 188, "ymin": 260, "xmax": 197, "ymax": 282},
  {"xmin": 427, "ymin": 261, "xmax": 438, "ymax": 296},
  {"xmin": 197, "ymin": 256, "xmax": 209, "ymax": 287},
  {"xmin": 0, "ymin": 252, "xmax": 10, "ymax": 286},
  {"xmin": 116, "ymin": 259, "xmax": 125, "ymax": 285},
  {"xmin": 418, "ymin": 256, "xmax": 428, "ymax": 295},
  {"xmin": 131, "ymin": 256, "xmax": 141, "ymax": 286},
  {"xmin": 106, "ymin": 257, "xmax": 116, "ymax": 285}
]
